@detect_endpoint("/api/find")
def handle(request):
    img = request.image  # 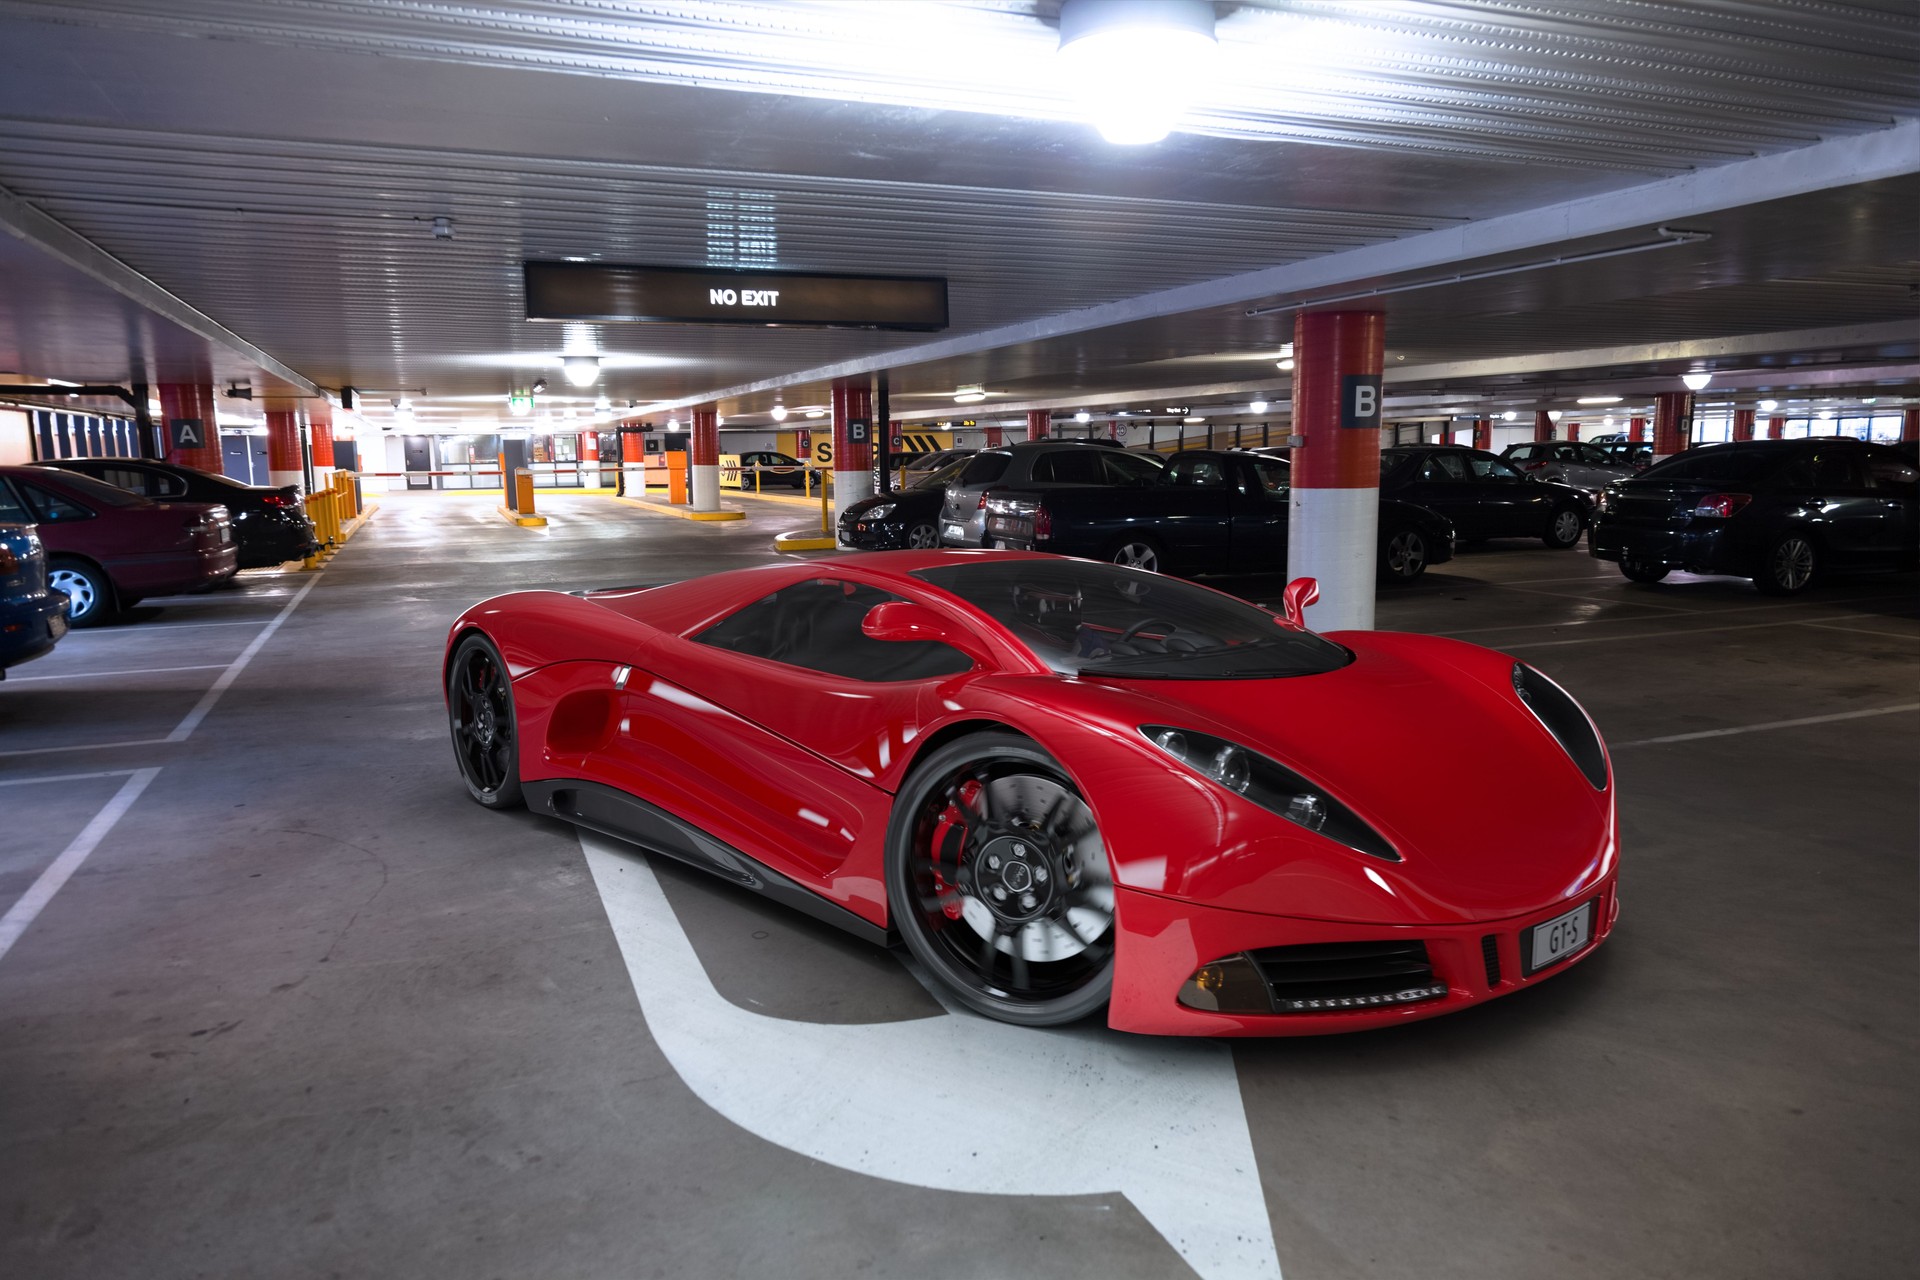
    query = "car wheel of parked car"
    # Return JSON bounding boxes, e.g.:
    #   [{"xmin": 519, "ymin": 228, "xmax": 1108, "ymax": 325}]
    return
[
  {"xmin": 1755, "ymin": 533, "xmax": 1819, "ymax": 596},
  {"xmin": 1543, "ymin": 507, "xmax": 1585, "ymax": 549},
  {"xmin": 905, "ymin": 522, "xmax": 939, "ymax": 550},
  {"xmin": 886, "ymin": 731, "xmax": 1115, "ymax": 1027},
  {"xmin": 47, "ymin": 558, "xmax": 113, "ymax": 627},
  {"xmin": 448, "ymin": 633, "xmax": 524, "ymax": 809},
  {"xmin": 1379, "ymin": 528, "xmax": 1428, "ymax": 582},
  {"xmin": 1109, "ymin": 537, "xmax": 1163, "ymax": 573},
  {"xmin": 1619, "ymin": 557, "xmax": 1671, "ymax": 584}
]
